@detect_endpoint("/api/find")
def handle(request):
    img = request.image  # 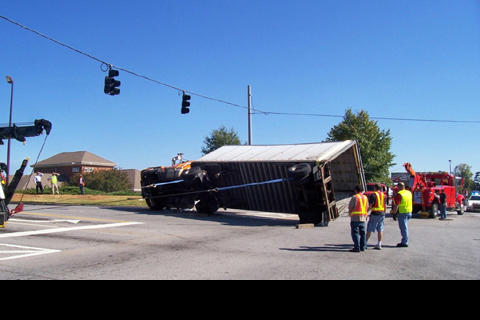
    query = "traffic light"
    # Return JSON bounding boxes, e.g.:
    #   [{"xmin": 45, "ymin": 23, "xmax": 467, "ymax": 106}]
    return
[
  {"xmin": 181, "ymin": 92, "xmax": 191, "ymax": 114},
  {"xmin": 104, "ymin": 68, "xmax": 121, "ymax": 96}
]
